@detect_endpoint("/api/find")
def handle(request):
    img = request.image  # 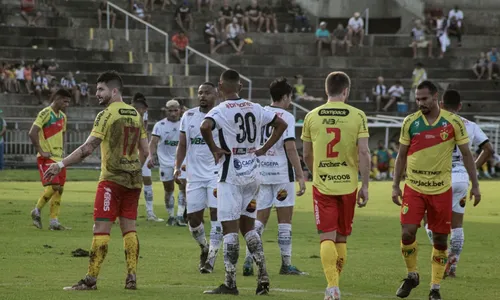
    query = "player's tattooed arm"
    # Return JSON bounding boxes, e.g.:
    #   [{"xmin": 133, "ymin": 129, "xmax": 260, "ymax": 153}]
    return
[{"xmin": 59, "ymin": 136, "xmax": 102, "ymax": 168}]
